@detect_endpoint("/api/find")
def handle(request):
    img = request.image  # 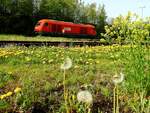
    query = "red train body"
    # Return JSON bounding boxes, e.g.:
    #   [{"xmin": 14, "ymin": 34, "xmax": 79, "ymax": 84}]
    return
[{"xmin": 34, "ymin": 19, "xmax": 97, "ymax": 37}]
